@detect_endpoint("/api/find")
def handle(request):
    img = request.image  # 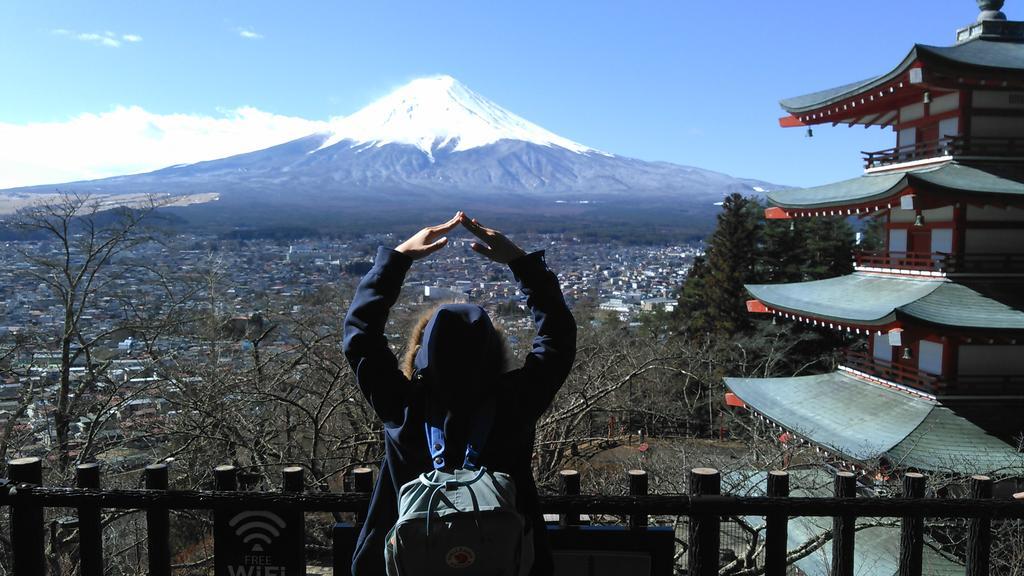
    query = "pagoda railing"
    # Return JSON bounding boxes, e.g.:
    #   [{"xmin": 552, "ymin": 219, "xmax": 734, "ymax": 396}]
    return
[
  {"xmin": 854, "ymin": 251, "xmax": 1024, "ymax": 274},
  {"xmin": 862, "ymin": 137, "xmax": 957, "ymax": 170},
  {"xmin": 2, "ymin": 458, "xmax": 1024, "ymax": 576},
  {"xmin": 843, "ymin": 351, "xmax": 1024, "ymax": 396},
  {"xmin": 842, "ymin": 351, "xmax": 940, "ymax": 394},
  {"xmin": 943, "ymin": 252, "xmax": 1024, "ymax": 274},
  {"xmin": 862, "ymin": 135, "xmax": 1024, "ymax": 170},
  {"xmin": 941, "ymin": 374, "xmax": 1024, "ymax": 396},
  {"xmin": 853, "ymin": 251, "xmax": 942, "ymax": 272}
]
